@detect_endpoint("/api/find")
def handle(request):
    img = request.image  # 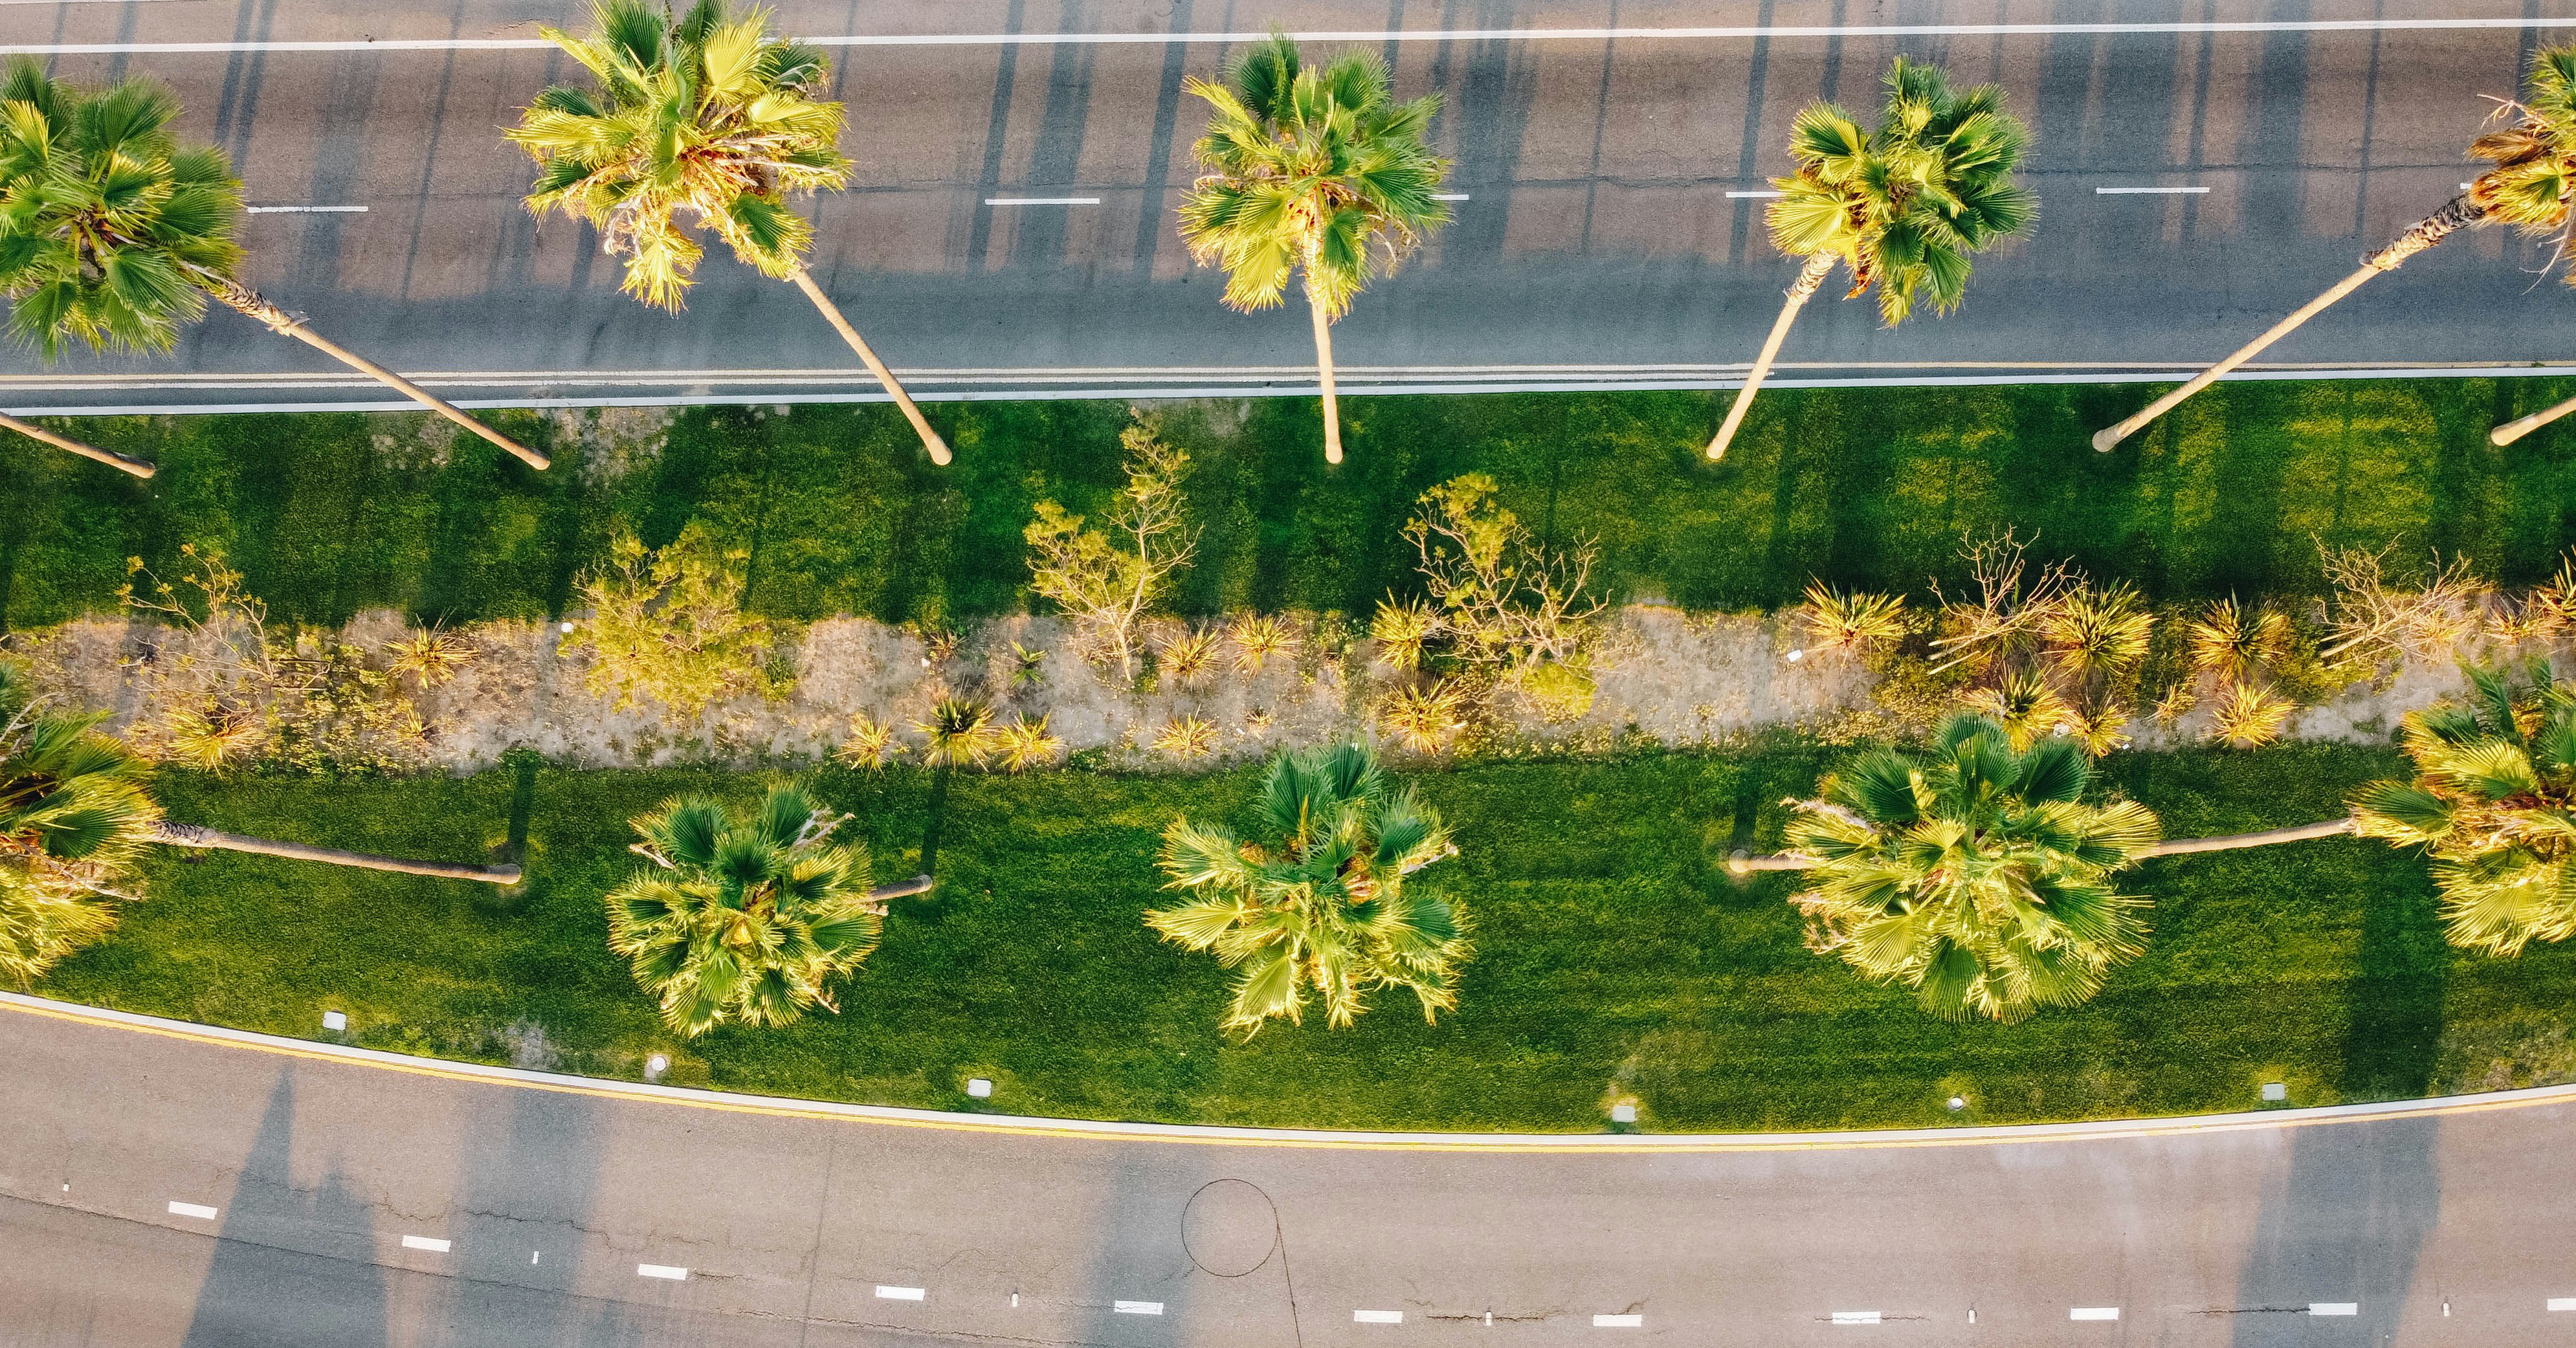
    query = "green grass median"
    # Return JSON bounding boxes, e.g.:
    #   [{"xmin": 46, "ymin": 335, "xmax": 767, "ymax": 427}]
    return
[{"xmin": 38, "ymin": 740, "xmax": 2576, "ymax": 1133}]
